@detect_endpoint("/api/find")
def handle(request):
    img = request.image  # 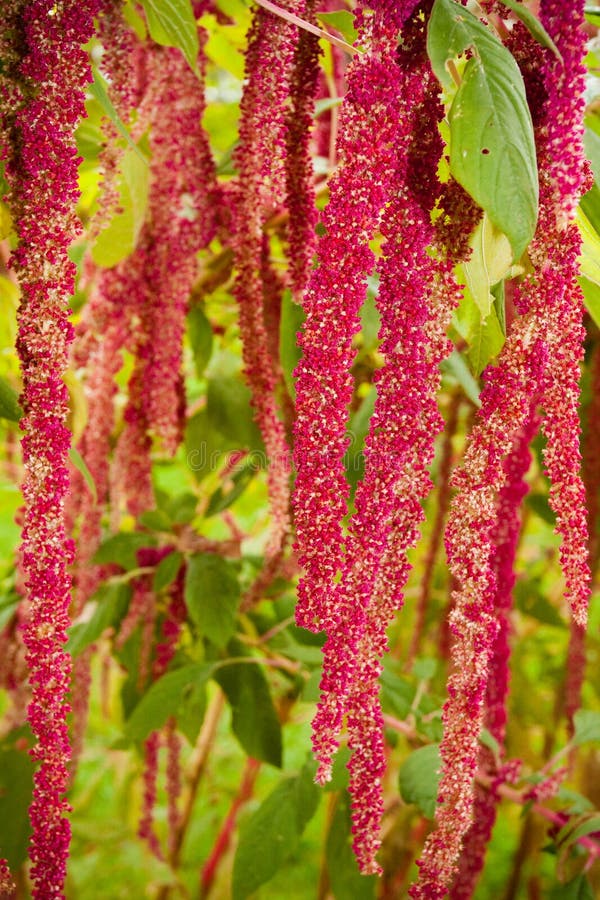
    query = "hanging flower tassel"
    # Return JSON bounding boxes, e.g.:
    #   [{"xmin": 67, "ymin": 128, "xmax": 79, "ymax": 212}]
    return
[
  {"xmin": 412, "ymin": 5, "xmax": 591, "ymax": 894},
  {"xmin": 449, "ymin": 411, "xmax": 538, "ymax": 898},
  {"xmin": 0, "ymin": 1, "xmax": 101, "ymax": 895},
  {"xmin": 293, "ymin": 1, "xmax": 417, "ymax": 638}
]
